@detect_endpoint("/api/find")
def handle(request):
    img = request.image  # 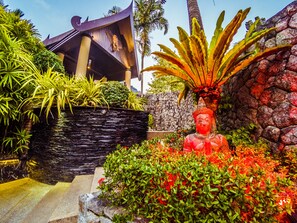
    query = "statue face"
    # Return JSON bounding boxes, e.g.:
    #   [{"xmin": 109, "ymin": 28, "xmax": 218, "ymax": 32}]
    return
[{"xmin": 195, "ymin": 114, "xmax": 212, "ymax": 135}]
